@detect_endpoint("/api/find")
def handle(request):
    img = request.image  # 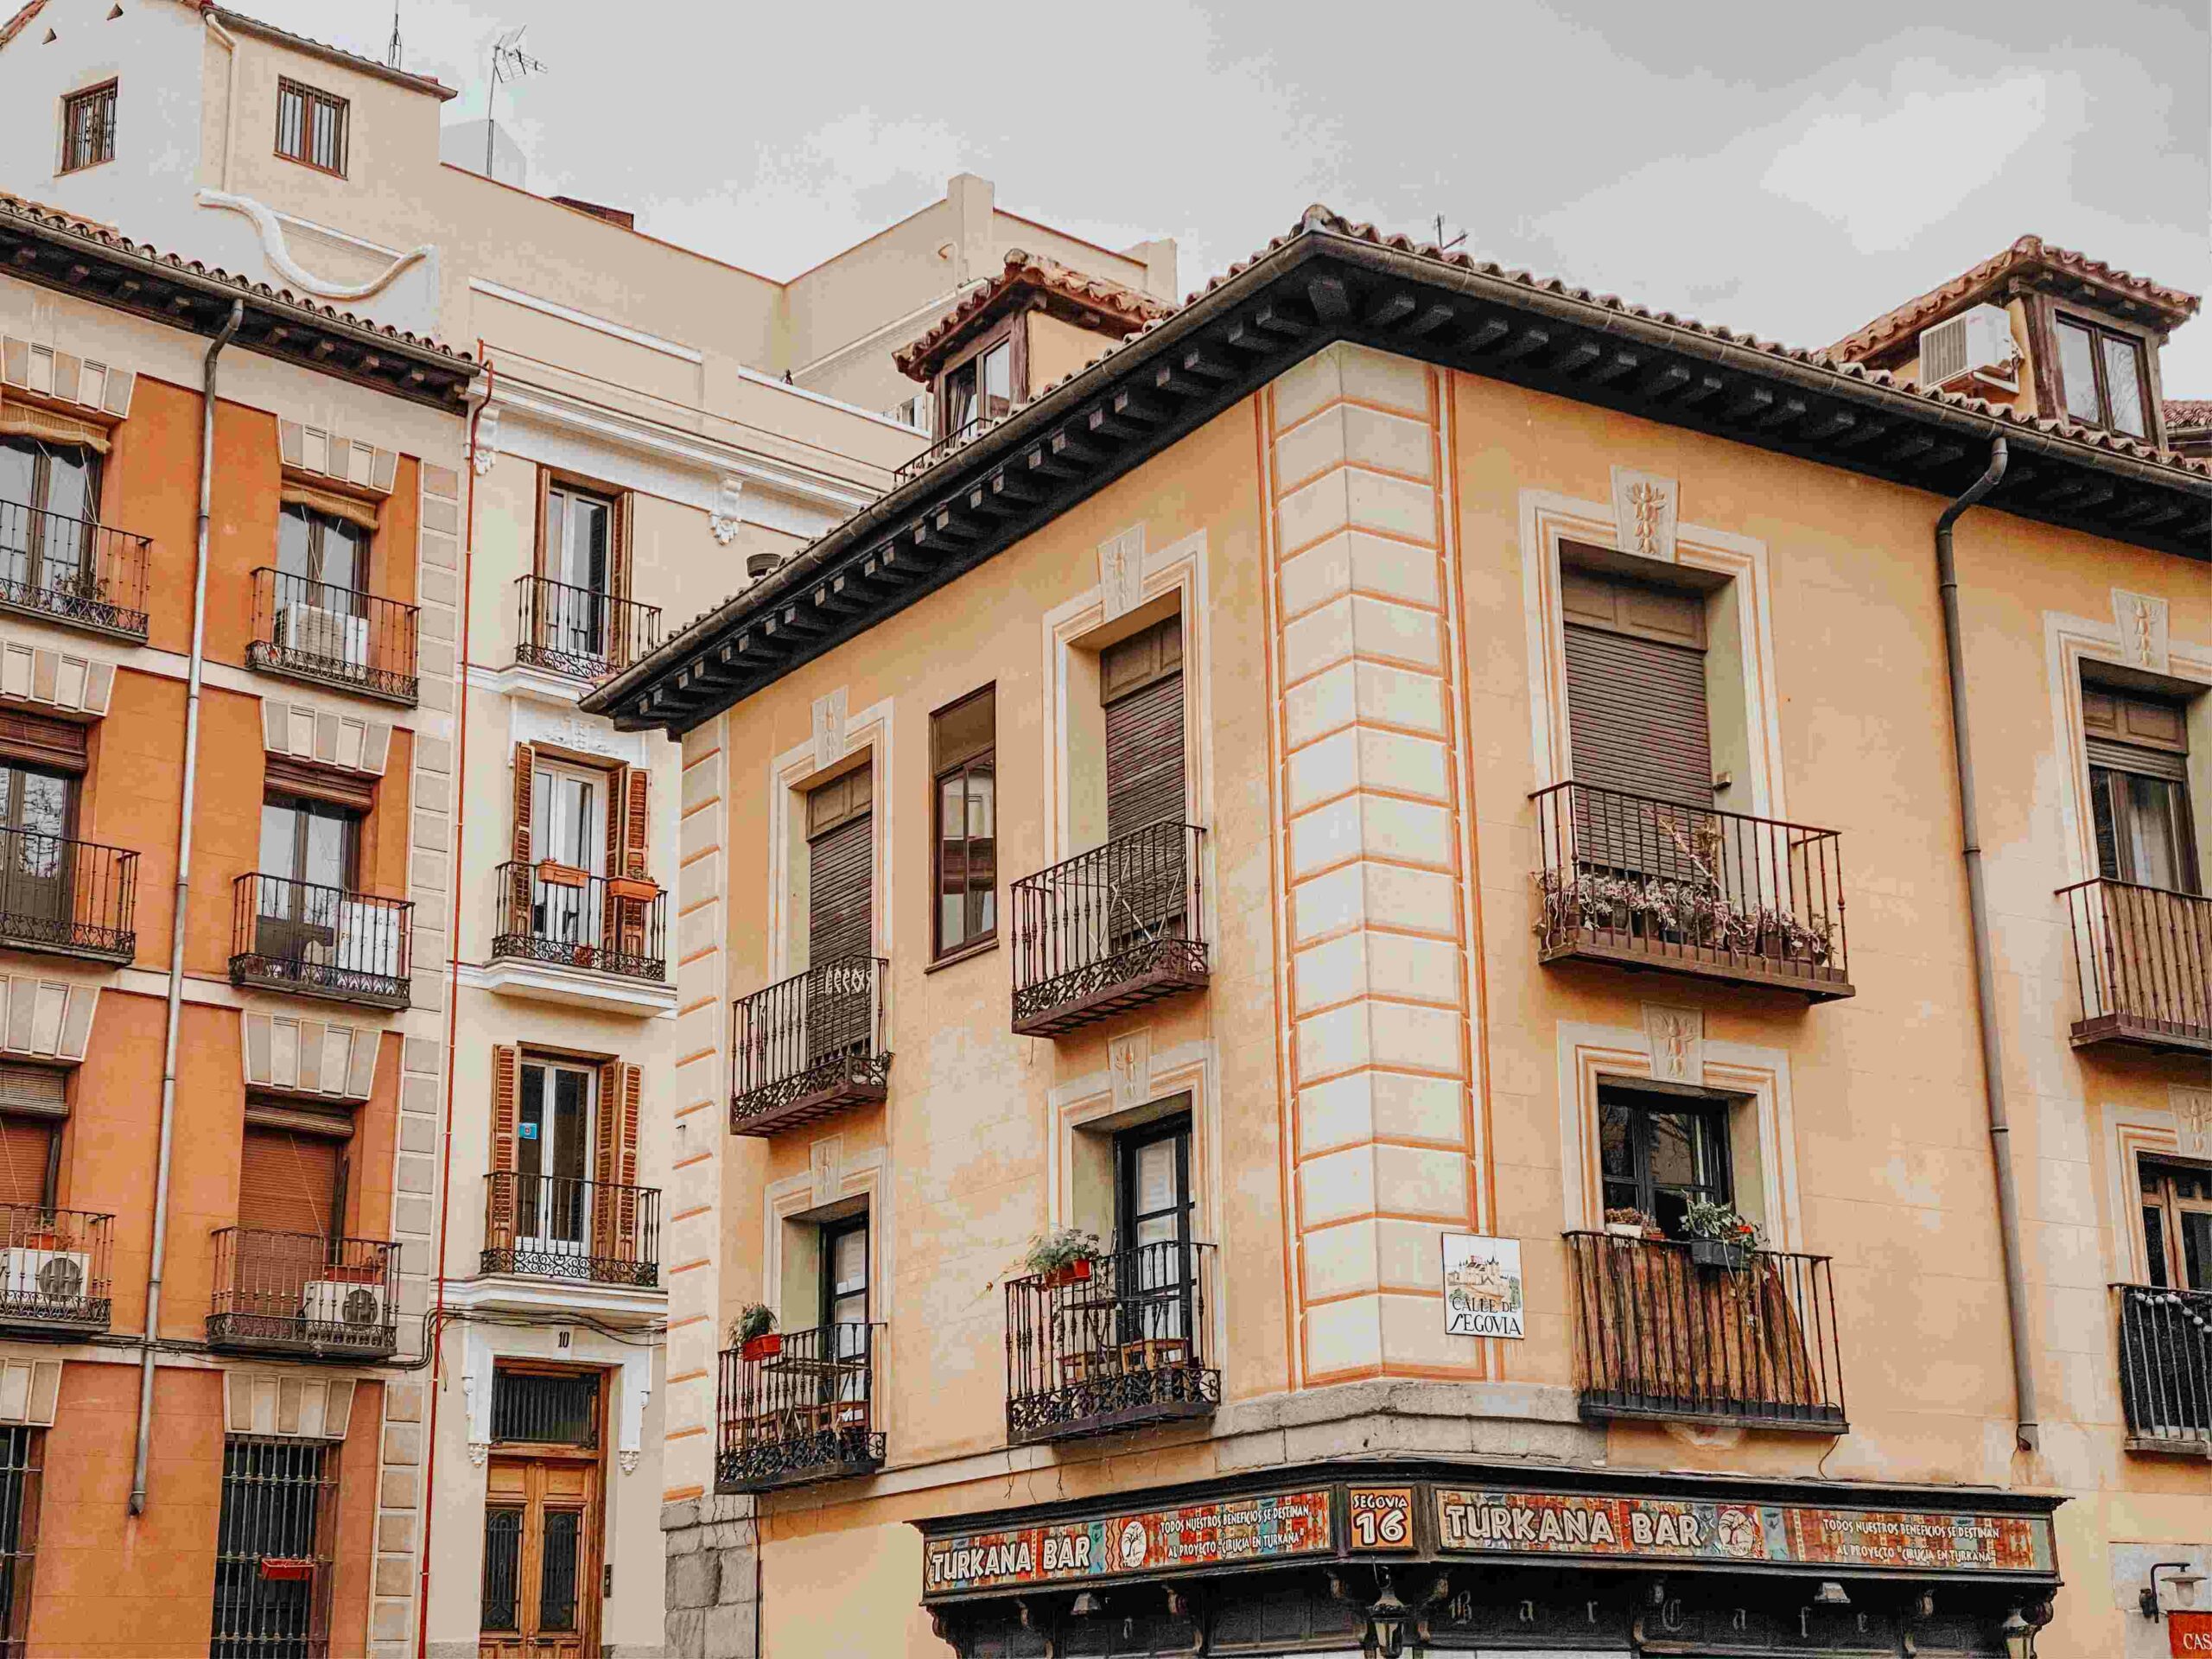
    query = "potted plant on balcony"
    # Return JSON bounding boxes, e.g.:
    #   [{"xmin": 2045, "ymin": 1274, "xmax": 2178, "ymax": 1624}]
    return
[
  {"xmin": 732, "ymin": 1303, "xmax": 779, "ymax": 1362},
  {"xmin": 1603, "ymin": 1206, "xmax": 1656, "ymax": 1241},
  {"xmin": 1022, "ymin": 1228, "xmax": 1103, "ymax": 1288},
  {"xmin": 1681, "ymin": 1198, "xmax": 1759, "ymax": 1272}
]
